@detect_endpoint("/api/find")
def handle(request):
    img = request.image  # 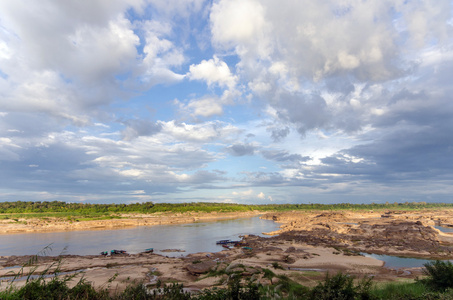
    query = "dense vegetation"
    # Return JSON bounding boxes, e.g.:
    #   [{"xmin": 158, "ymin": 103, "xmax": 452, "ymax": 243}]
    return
[
  {"xmin": 3, "ymin": 260, "xmax": 453, "ymax": 299},
  {"xmin": 0, "ymin": 200, "xmax": 452, "ymax": 216}
]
